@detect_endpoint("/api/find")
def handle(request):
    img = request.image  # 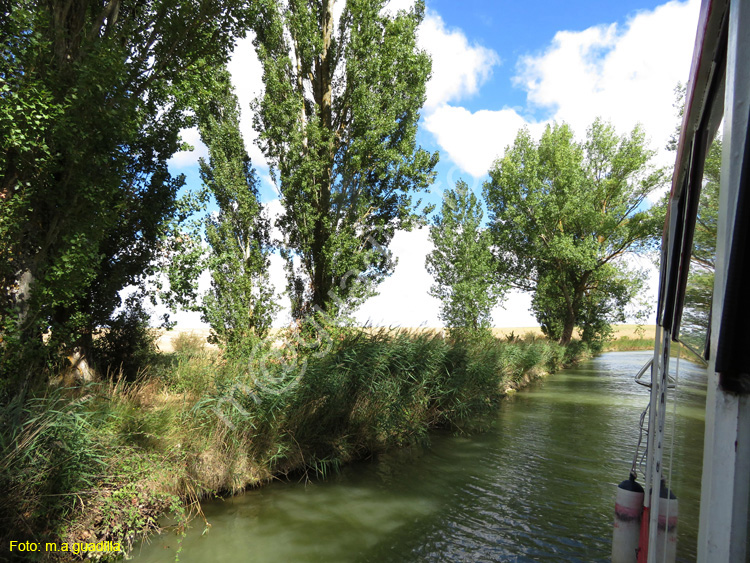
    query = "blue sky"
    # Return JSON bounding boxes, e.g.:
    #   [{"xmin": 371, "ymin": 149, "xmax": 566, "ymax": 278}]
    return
[{"xmin": 165, "ymin": 0, "xmax": 701, "ymax": 329}]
